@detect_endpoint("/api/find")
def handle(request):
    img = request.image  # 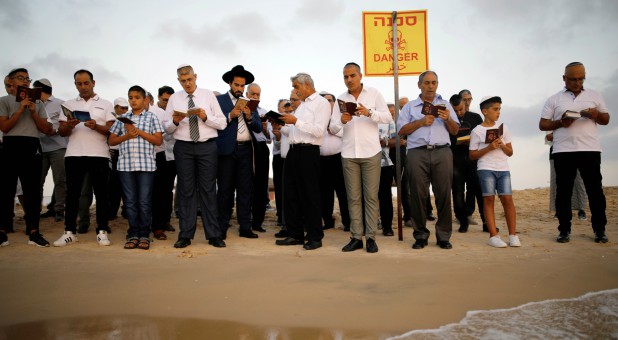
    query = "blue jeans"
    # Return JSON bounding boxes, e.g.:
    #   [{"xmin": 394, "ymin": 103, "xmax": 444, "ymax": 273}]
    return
[
  {"xmin": 478, "ymin": 170, "xmax": 512, "ymax": 196},
  {"xmin": 119, "ymin": 171, "xmax": 155, "ymax": 239}
]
